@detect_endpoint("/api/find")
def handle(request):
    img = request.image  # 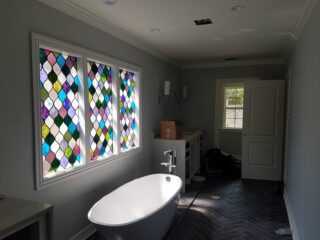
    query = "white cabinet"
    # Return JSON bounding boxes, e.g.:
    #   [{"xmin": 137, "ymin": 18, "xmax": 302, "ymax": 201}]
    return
[
  {"xmin": 152, "ymin": 131, "xmax": 204, "ymax": 192},
  {"xmin": 0, "ymin": 195, "xmax": 53, "ymax": 240}
]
